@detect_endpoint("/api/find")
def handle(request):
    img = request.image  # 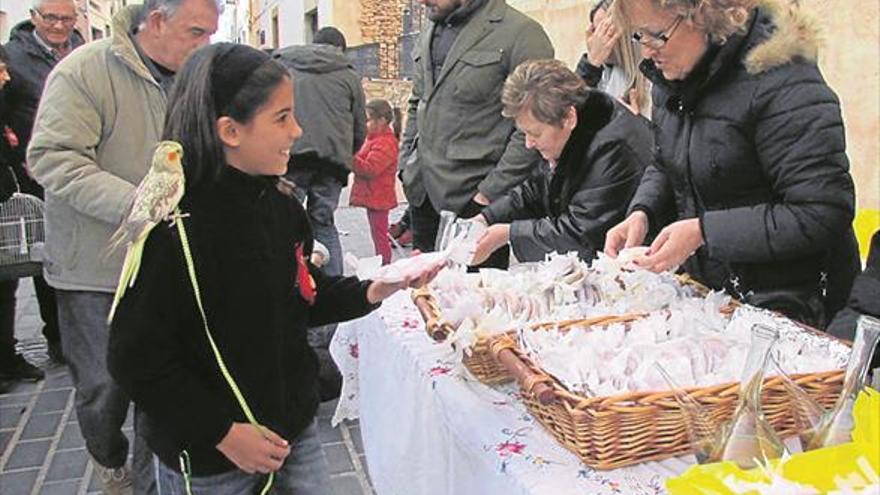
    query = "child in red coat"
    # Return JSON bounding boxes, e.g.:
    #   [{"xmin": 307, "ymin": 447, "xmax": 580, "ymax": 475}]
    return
[{"xmin": 351, "ymin": 99, "xmax": 399, "ymax": 264}]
